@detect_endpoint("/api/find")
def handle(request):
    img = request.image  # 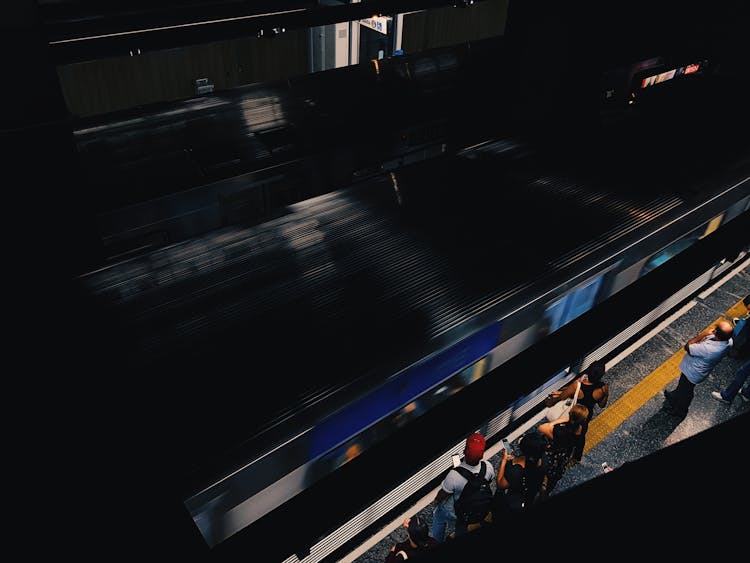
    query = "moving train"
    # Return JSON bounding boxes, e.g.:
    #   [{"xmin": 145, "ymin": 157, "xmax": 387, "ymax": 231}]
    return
[{"xmin": 75, "ymin": 110, "xmax": 750, "ymax": 559}]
